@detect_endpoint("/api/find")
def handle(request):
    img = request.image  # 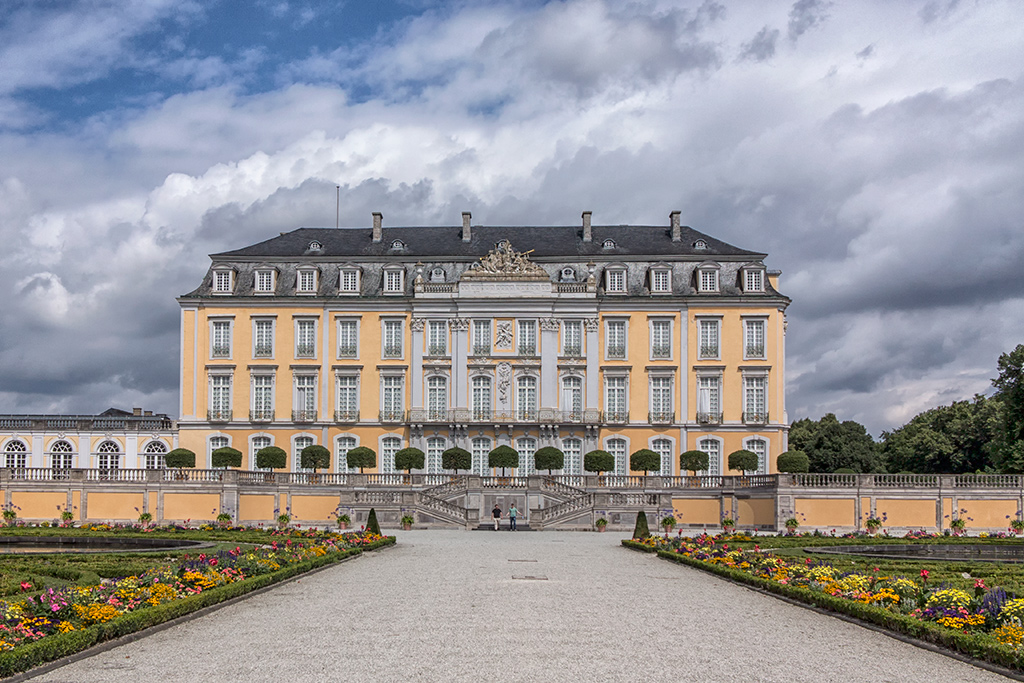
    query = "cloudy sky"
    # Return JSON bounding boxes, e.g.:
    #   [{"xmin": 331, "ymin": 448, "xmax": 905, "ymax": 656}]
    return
[{"xmin": 1, "ymin": 0, "xmax": 1022, "ymax": 436}]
